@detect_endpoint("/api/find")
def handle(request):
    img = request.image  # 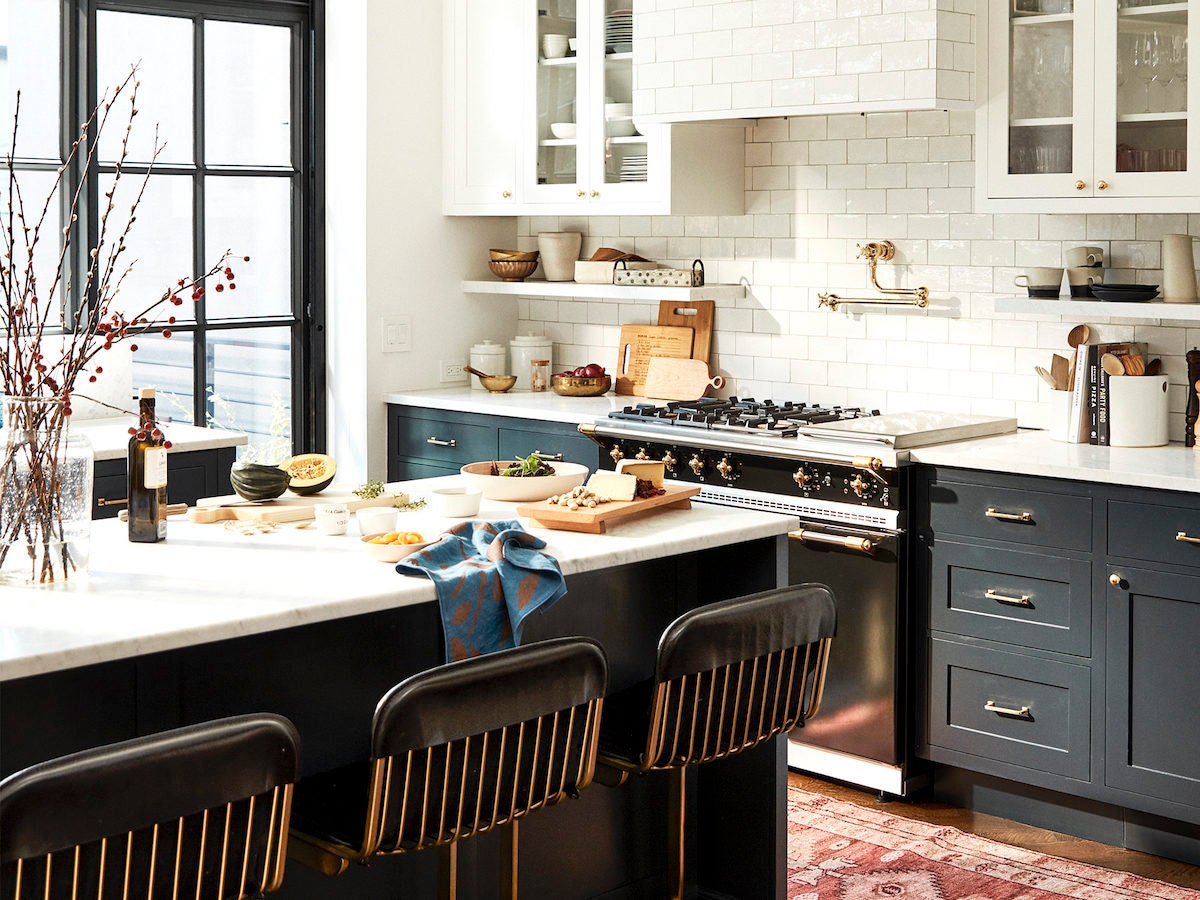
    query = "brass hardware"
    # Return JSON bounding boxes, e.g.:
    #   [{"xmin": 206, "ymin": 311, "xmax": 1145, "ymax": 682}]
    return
[
  {"xmin": 636, "ymin": 447, "xmax": 651, "ymax": 460},
  {"xmin": 590, "ymin": 190, "xmax": 600, "ymax": 198},
  {"xmin": 688, "ymin": 453, "xmax": 705, "ymax": 476},
  {"xmin": 1075, "ymin": 180, "xmax": 1086, "ymax": 190},
  {"xmin": 1176, "ymin": 531, "xmax": 1200, "ymax": 545},
  {"xmin": 849, "ymin": 474, "xmax": 870, "ymax": 497},
  {"xmin": 818, "ymin": 239, "xmax": 930, "ymax": 310},
  {"xmin": 1109, "ymin": 573, "xmax": 1123, "ymax": 586},
  {"xmin": 984, "ymin": 700, "xmax": 1032, "ymax": 719},
  {"xmin": 789, "ymin": 527, "xmax": 876, "ymax": 556},
  {"xmin": 426, "ymin": 437, "xmax": 457, "ymax": 447},
  {"xmin": 577, "ymin": 190, "xmax": 587, "ymax": 198},
  {"xmin": 532, "ymin": 451, "xmax": 564, "ymax": 461},
  {"xmin": 986, "ymin": 507, "xmax": 1032, "ymax": 523},
  {"xmin": 96, "ymin": 496, "xmax": 128, "ymax": 507},
  {"xmin": 716, "ymin": 457, "xmax": 734, "ymax": 479},
  {"xmin": 501, "ymin": 190, "xmax": 512, "ymax": 199},
  {"xmin": 985, "ymin": 589, "xmax": 1032, "ymax": 607},
  {"xmin": 793, "ymin": 467, "xmax": 813, "ymax": 488},
  {"xmin": 609, "ymin": 445, "xmax": 624, "ymax": 463},
  {"xmin": 1097, "ymin": 180, "xmax": 1109, "ymax": 191}
]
